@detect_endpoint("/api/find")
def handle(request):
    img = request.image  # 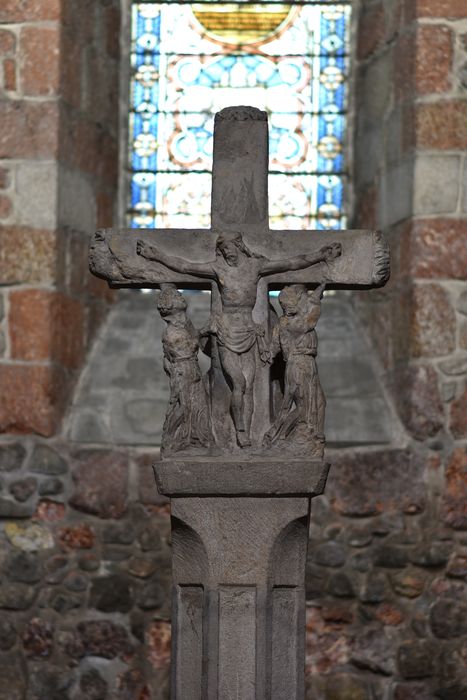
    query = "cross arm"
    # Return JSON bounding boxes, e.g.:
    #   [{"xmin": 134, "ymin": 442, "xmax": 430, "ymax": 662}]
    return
[
  {"xmin": 261, "ymin": 229, "xmax": 389, "ymax": 289},
  {"xmin": 259, "ymin": 242, "xmax": 341, "ymax": 276},
  {"xmin": 89, "ymin": 228, "xmax": 217, "ymax": 288},
  {"xmin": 136, "ymin": 240, "xmax": 216, "ymax": 279}
]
